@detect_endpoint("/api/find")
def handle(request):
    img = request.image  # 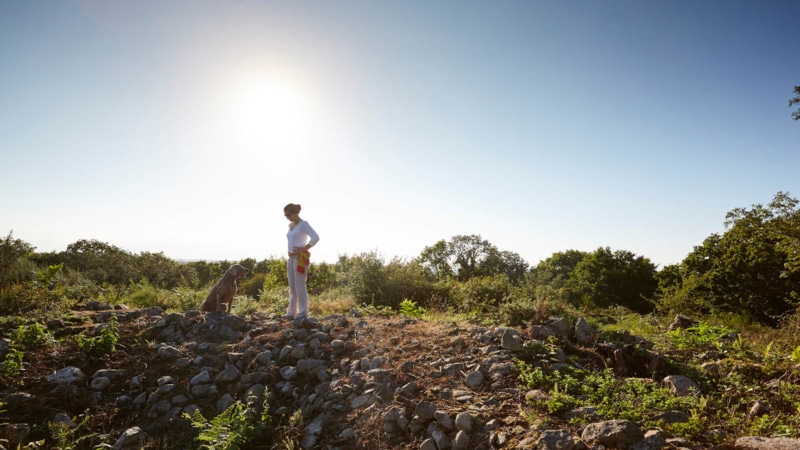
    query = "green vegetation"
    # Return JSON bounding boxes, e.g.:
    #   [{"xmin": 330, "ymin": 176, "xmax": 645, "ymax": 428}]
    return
[
  {"xmin": 75, "ymin": 314, "xmax": 119, "ymax": 357},
  {"xmin": 2, "ymin": 191, "xmax": 800, "ymax": 445},
  {"xmin": 185, "ymin": 392, "xmax": 271, "ymax": 450}
]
